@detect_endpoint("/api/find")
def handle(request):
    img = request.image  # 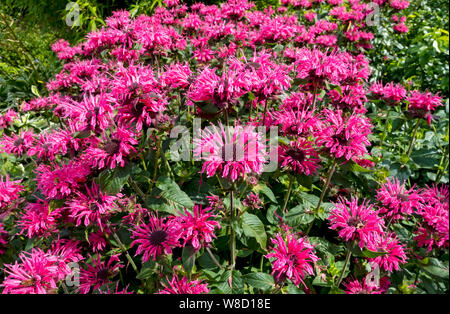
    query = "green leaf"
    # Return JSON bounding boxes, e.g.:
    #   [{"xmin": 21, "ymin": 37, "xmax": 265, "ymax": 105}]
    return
[
  {"xmin": 136, "ymin": 261, "xmax": 156, "ymax": 280},
  {"xmin": 31, "ymin": 85, "xmax": 40, "ymax": 97},
  {"xmin": 285, "ymin": 205, "xmax": 315, "ymax": 226},
  {"xmin": 182, "ymin": 245, "xmax": 196, "ymax": 275},
  {"xmin": 241, "ymin": 212, "xmax": 267, "ymax": 250},
  {"xmin": 96, "ymin": 164, "xmax": 132, "ymax": 195},
  {"xmin": 156, "ymin": 176, "xmax": 194, "ymax": 209},
  {"xmin": 362, "ymin": 248, "xmax": 388, "ymax": 258},
  {"xmin": 244, "ymin": 272, "xmax": 275, "ymax": 291},
  {"xmin": 198, "ymin": 251, "xmax": 221, "ymax": 269},
  {"xmin": 420, "ymin": 257, "xmax": 449, "ymax": 279},
  {"xmin": 254, "ymin": 183, "xmax": 278, "ymax": 204}
]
